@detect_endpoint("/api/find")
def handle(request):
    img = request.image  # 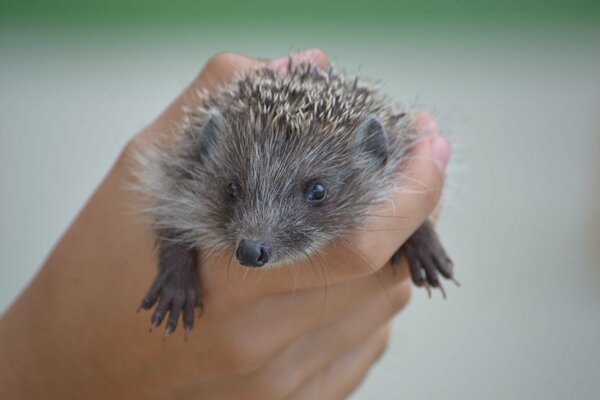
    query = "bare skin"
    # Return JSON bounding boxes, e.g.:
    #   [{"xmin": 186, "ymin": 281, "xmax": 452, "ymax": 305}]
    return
[{"xmin": 0, "ymin": 50, "xmax": 450, "ymax": 400}]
